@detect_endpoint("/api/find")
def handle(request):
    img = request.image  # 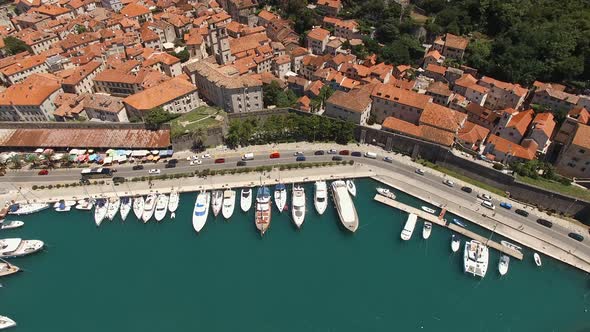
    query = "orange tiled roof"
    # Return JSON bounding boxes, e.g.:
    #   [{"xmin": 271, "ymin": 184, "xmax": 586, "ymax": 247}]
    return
[
  {"xmin": 307, "ymin": 27, "xmax": 330, "ymax": 41},
  {"xmin": 572, "ymin": 124, "xmax": 590, "ymax": 150},
  {"xmin": 382, "ymin": 116, "xmax": 456, "ymax": 146},
  {"xmin": 506, "ymin": 109, "xmax": 534, "ymax": 136},
  {"xmin": 274, "ymin": 54, "xmax": 291, "ymax": 65},
  {"xmin": 568, "ymin": 107, "xmax": 590, "ymax": 125},
  {"xmin": 0, "ymin": 54, "xmax": 47, "ymax": 76},
  {"xmin": 458, "ymin": 121, "xmax": 490, "ymax": 145},
  {"xmin": 122, "ymin": 76, "xmax": 196, "ymax": 110},
  {"xmin": 371, "ymin": 83, "xmax": 430, "ymax": 110},
  {"xmin": 531, "ymin": 112, "xmax": 556, "ymax": 138},
  {"xmin": 229, "ymin": 32, "xmax": 269, "ymax": 56},
  {"xmin": 480, "ymin": 76, "xmax": 528, "ymax": 97},
  {"xmin": 444, "ymin": 33, "xmax": 468, "ymax": 50},
  {"xmin": 425, "ymin": 49, "xmax": 442, "ymax": 60},
  {"xmin": 420, "ymin": 102, "xmax": 467, "ymax": 132},
  {"xmin": 0, "ymin": 73, "xmax": 61, "ymax": 106},
  {"xmin": 61, "ymin": 61, "xmax": 101, "ymax": 85},
  {"xmin": 257, "ymin": 10, "xmax": 277, "ymax": 22},
  {"xmin": 32, "ymin": 4, "xmax": 71, "ymax": 17},
  {"xmin": 486, "ymin": 135, "xmax": 537, "ymax": 160},
  {"xmin": 143, "ymin": 52, "xmax": 180, "ymax": 66},
  {"xmin": 427, "ymin": 81, "xmax": 452, "ymax": 96},
  {"xmin": 317, "ymin": 0, "xmax": 341, "ymax": 9},
  {"xmin": 121, "ymin": 2, "xmax": 151, "ymax": 18},
  {"xmin": 426, "ymin": 63, "xmax": 447, "ymax": 75},
  {"xmin": 327, "ymin": 86, "xmax": 372, "ymax": 113}
]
